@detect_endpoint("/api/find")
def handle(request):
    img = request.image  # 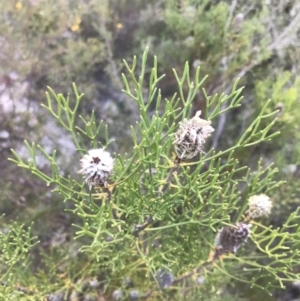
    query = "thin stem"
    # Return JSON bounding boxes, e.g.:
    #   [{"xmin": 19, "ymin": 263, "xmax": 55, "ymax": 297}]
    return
[
  {"xmin": 143, "ymin": 289, "xmax": 153, "ymax": 300},
  {"xmin": 0, "ymin": 281, "xmax": 37, "ymax": 295},
  {"xmin": 133, "ymin": 216, "xmax": 154, "ymax": 236},
  {"xmin": 70, "ymin": 130, "xmax": 82, "ymax": 154},
  {"xmin": 159, "ymin": 157, "xmax": 181, "ymax": 195},
  {"xmin": 103, "ymin": 187, "xmax": 119, "ymax": 220}
]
